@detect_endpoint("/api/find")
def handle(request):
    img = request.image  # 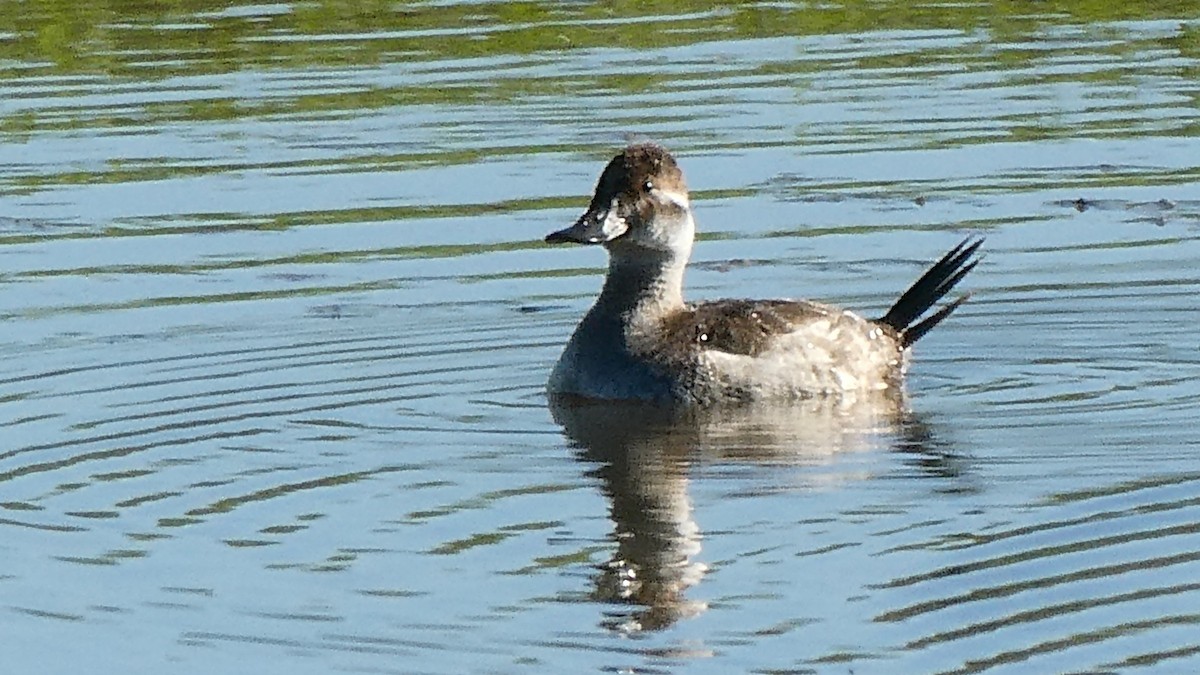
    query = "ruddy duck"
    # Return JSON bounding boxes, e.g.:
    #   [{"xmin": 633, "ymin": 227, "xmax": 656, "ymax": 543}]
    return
[{"xmin": 545, "ymin": 143, "xmax": 981, "ymax": 405}]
